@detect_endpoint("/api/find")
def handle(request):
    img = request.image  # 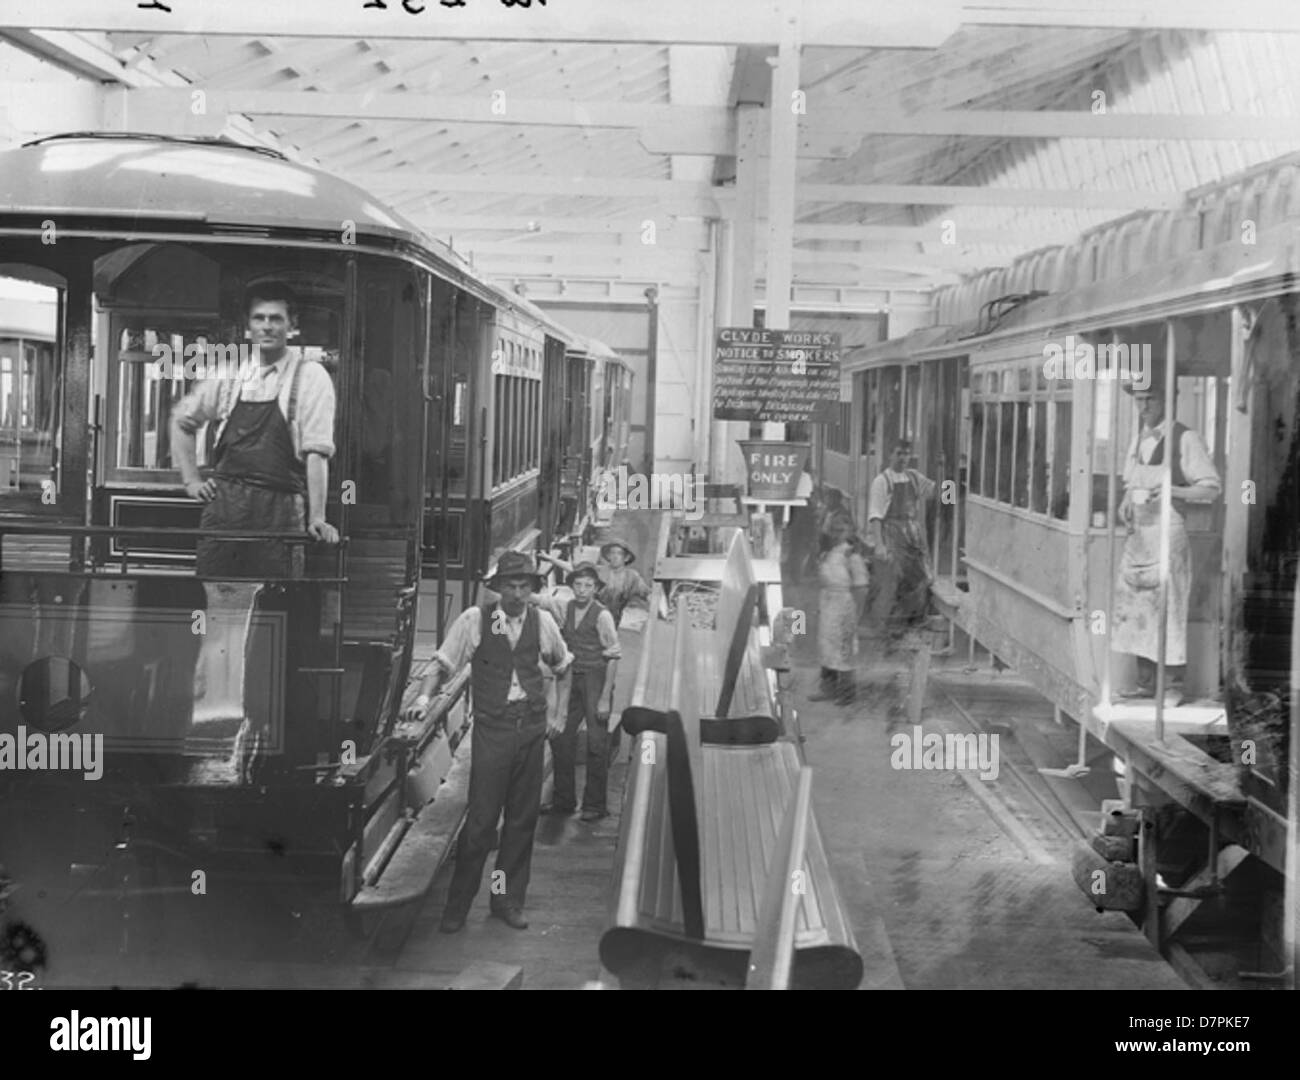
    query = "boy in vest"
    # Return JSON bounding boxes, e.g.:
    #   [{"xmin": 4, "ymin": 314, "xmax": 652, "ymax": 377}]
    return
[
  {"xmin": 541, "ymin": 562, "xmax": 621, "ymax": 822},
  {"xmin": 405, "ymin": 551, "xmax": 572, "ymax": 932}
]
